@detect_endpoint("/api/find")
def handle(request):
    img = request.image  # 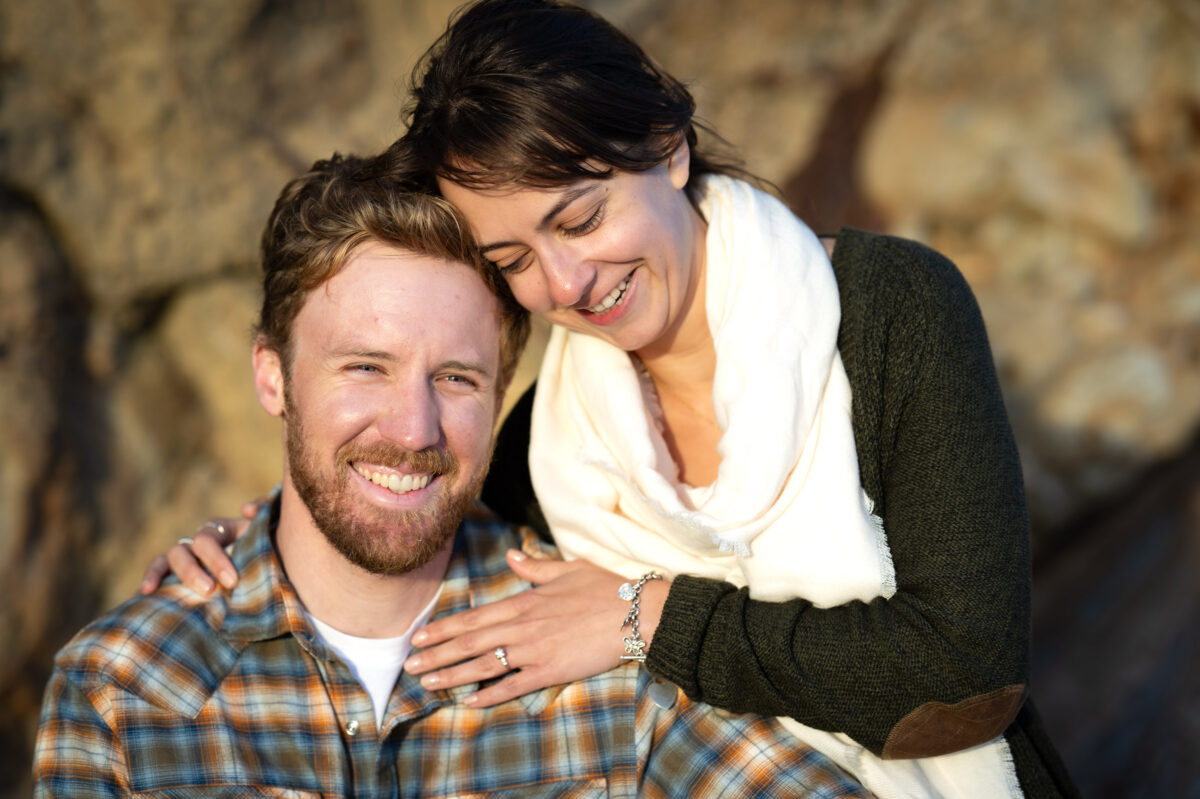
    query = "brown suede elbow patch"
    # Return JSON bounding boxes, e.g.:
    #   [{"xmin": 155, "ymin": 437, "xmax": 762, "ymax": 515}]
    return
[{"xmin": 881, "ymin": 684, "xmax": 1027, "ymax": 760}]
